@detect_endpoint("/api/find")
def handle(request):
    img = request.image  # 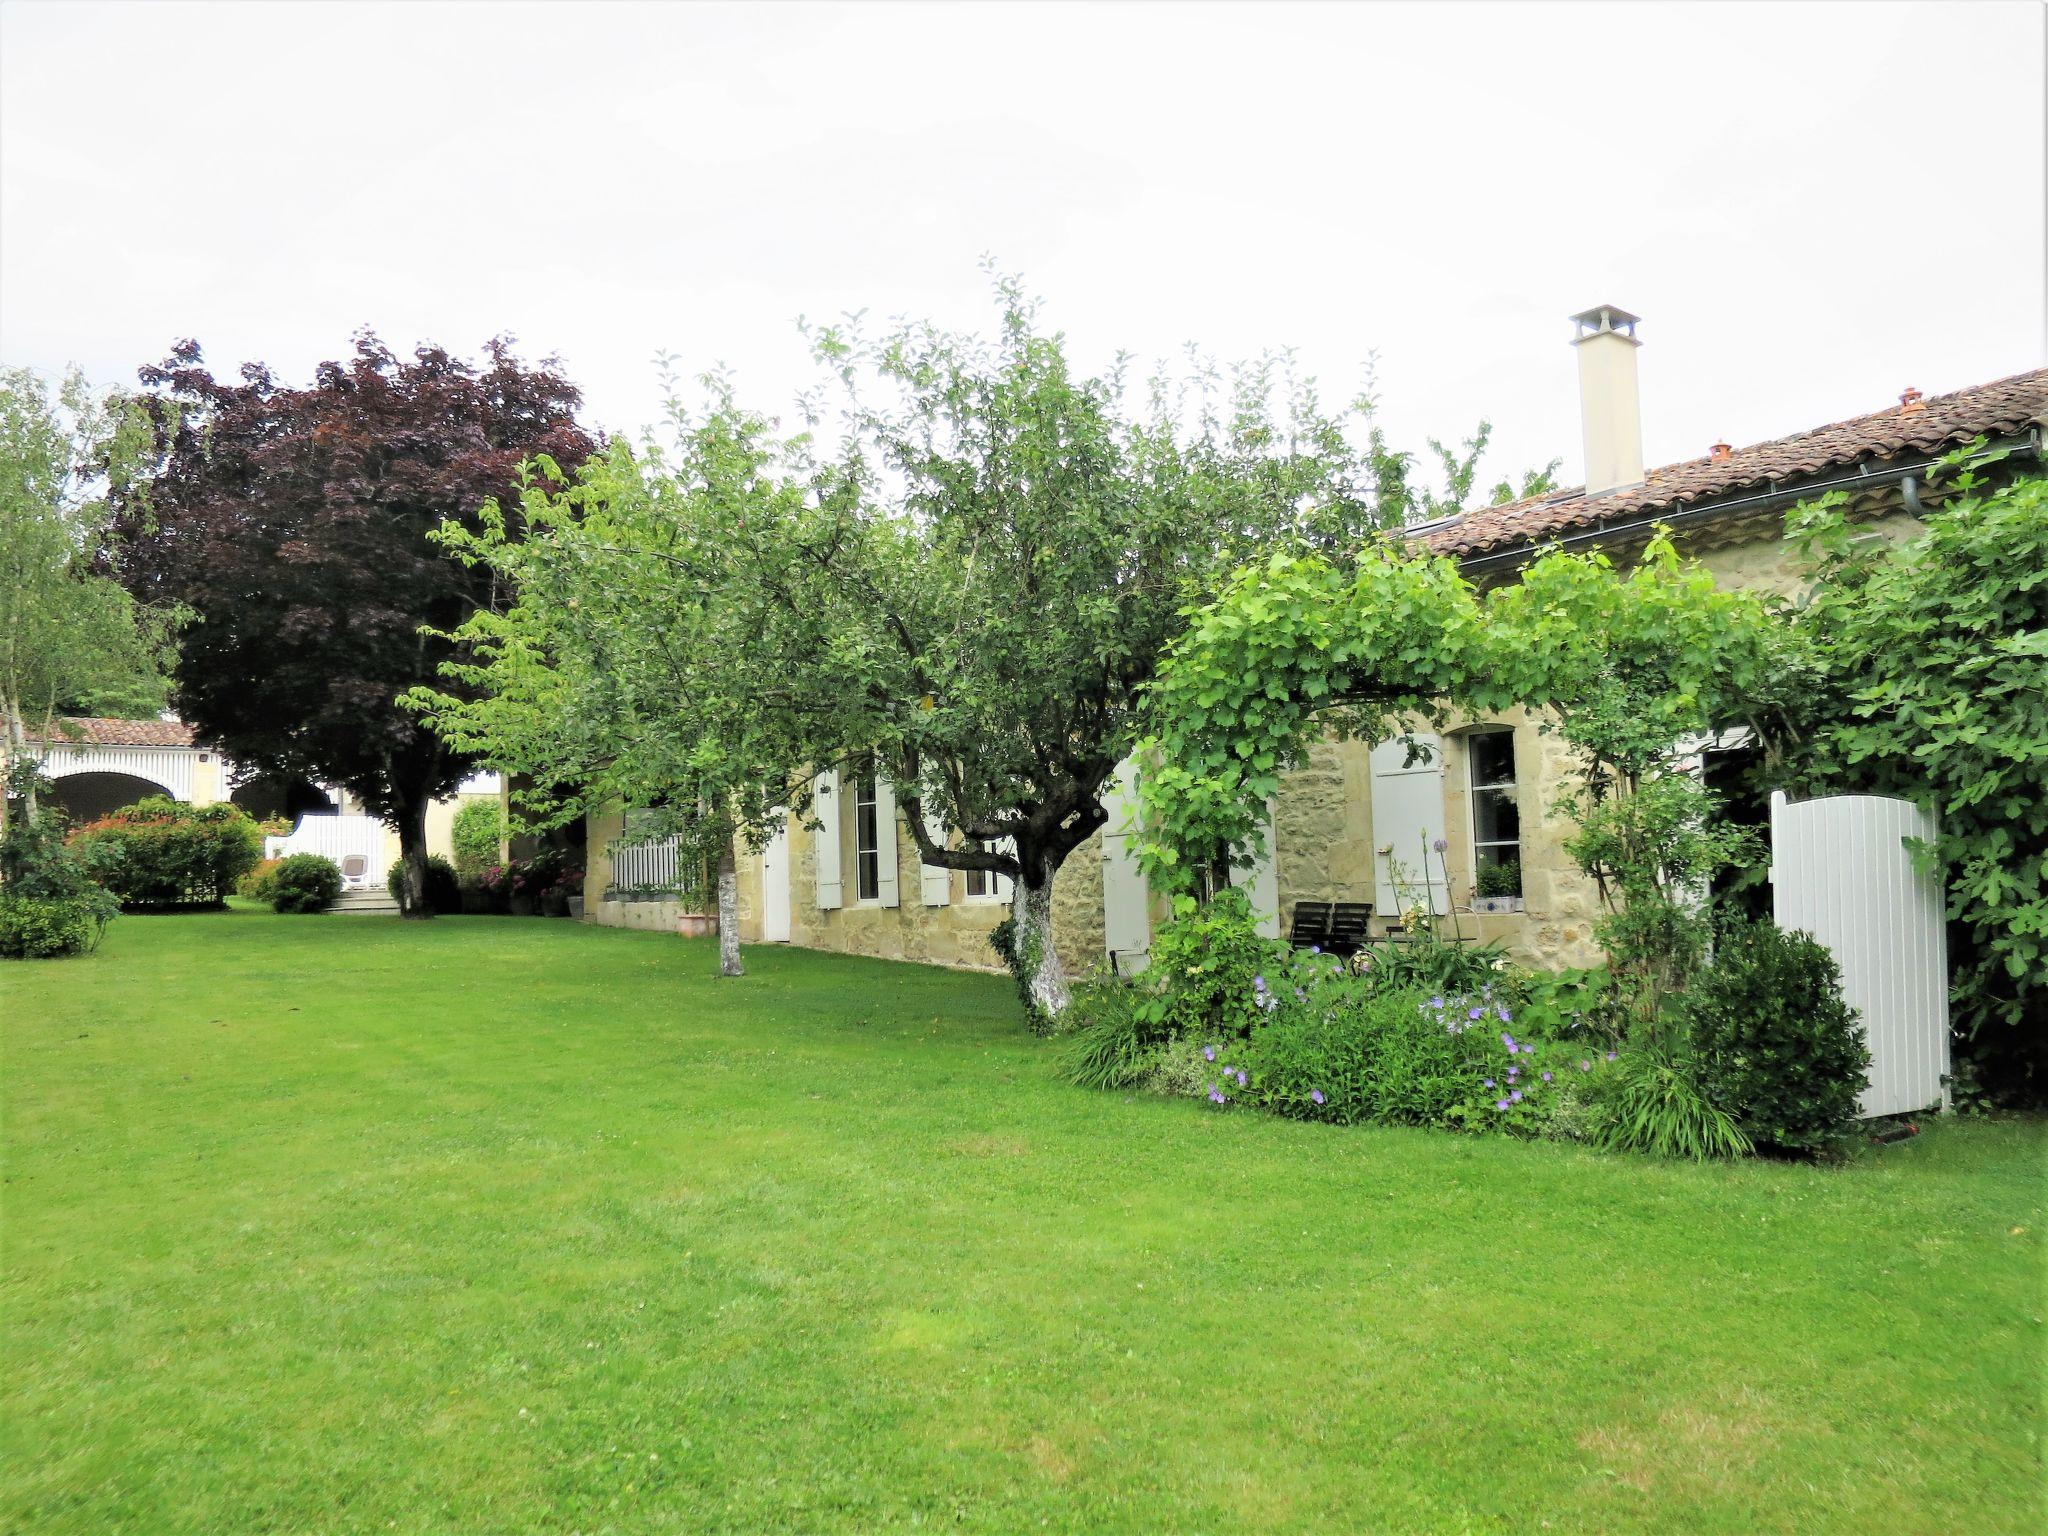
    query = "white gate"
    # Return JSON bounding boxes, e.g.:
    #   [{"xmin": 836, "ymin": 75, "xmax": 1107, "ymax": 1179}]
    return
[{"xmin": 1769, "ymin": 792, "xmax": 1949, "ymax": 1118}]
